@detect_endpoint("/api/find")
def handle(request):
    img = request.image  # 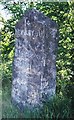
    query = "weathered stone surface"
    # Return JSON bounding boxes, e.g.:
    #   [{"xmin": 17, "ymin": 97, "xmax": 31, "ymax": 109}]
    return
[{"xmin": 12, "ymin": 8, "xmax": 58, "ymax": 109}]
